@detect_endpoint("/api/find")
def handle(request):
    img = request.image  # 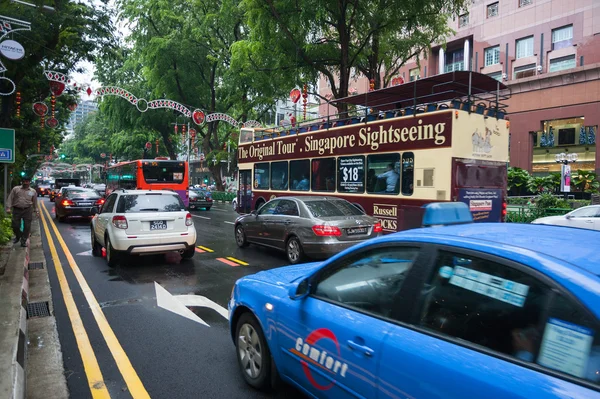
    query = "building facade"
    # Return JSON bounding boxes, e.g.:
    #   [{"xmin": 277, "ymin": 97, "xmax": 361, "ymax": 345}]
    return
[
  {"xmin": 65, "ymin": 100, "xmax": 98, "ymax": 137},
  {"xmin": 319, "ymin": 0, "xmax": 600, "ymax": 175}
]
